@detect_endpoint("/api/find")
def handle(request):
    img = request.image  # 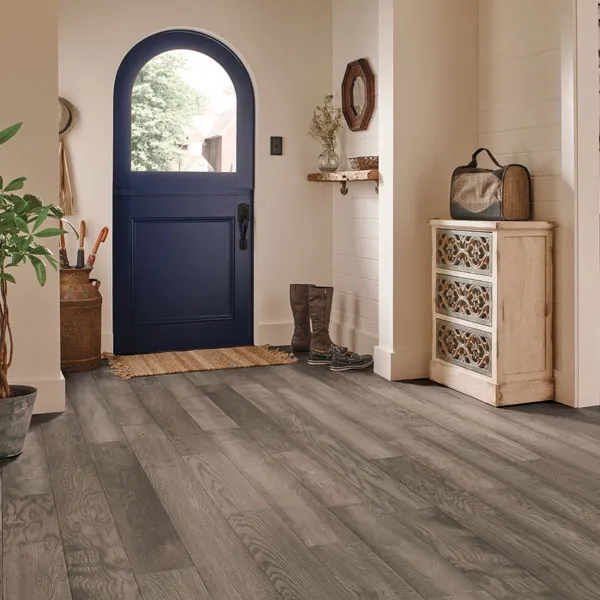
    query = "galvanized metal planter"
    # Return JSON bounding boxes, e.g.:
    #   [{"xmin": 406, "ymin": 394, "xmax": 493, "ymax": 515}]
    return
[{"xmin": 0, "ymin": 386, "xmax": 37, "ymax": 458}]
